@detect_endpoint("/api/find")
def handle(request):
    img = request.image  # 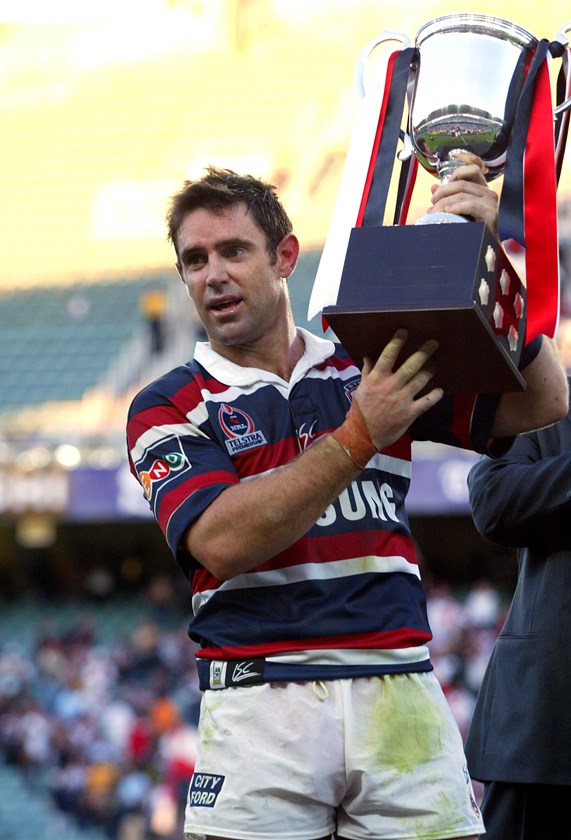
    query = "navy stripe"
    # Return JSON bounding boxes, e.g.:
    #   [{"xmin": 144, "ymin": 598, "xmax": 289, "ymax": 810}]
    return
[{"xmin": 189, "ymin": 571, "xmax": 430, "ymax": 650}]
